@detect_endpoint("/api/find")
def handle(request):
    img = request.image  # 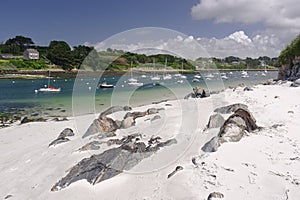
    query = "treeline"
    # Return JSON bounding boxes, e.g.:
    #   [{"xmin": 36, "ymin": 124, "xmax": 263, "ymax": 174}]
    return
[
  {"xmin": 277, "ymin": 34, "xmax": 300, "ymax": 66},
  {"xmin": 0, "ymin": 36, "xmax": 94, "ymax": 70},
  {"xmin": 0, "ymin": 35, "xmax": 279, "ymax": 71}
]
